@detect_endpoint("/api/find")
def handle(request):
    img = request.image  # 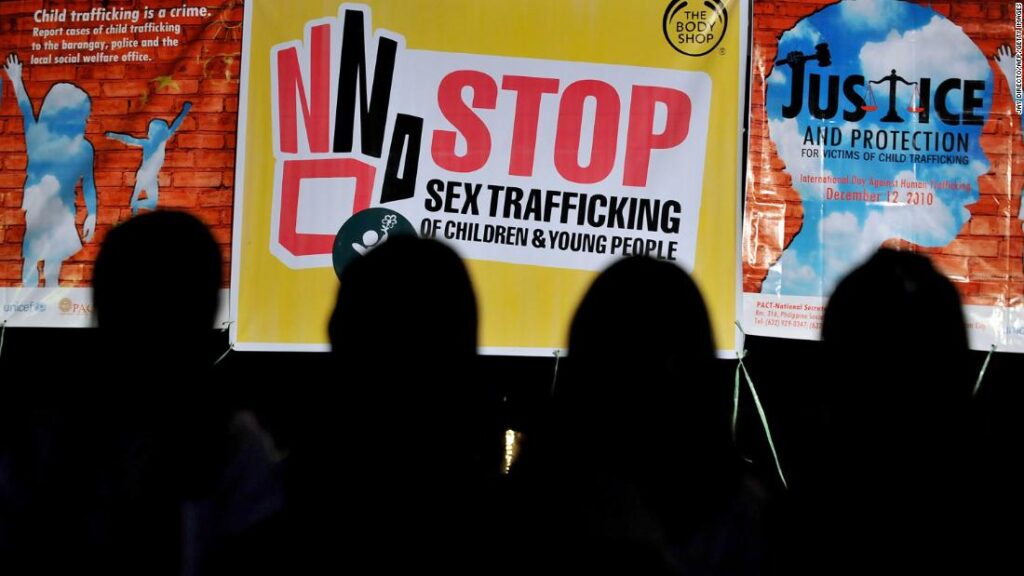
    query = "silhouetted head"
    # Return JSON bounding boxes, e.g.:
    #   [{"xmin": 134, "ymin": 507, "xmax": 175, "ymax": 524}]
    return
[
  {"xmin": 552, "ymin": 257, "xmax": 736, "ymax": 536},
  {"xmin": 567, "ymin": 257, "xmax": 716, "ymax": 383},
  {"xmin": 147, "ymin": 118, "xmax": 169, "ymax": 139},
  {"xmin": 822, "ymin": 248, "xmax": 971, "ymax": 475},
  {"xmin": 38, "ymin": 82, "xmax": 91, "ymax": 133},
  {"xmin": 93, "ymin": 210, "xmax": 221, "ymax": 360},
  {"xmin": 90, "ymin": 211, "xmax": 228, "ymax": 530},
  {"xmin": 330, "ymin": 235, "xmax": 476, "ymax": 361},
  {"xmin": 328, "ymin": 235, "xmax": 486, "ymax": 474}
]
